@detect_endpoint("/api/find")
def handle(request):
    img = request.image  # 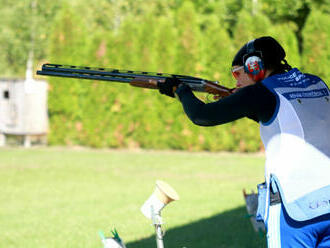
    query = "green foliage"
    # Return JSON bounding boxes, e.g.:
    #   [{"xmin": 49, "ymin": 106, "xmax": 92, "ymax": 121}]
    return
[
  {"xmin": 232, "ymin": 10, "xmax": 273, "ymax": 48},
  {"xmin": 48, "ymin": 4, "xmax": 90, "ymax": 64},
  {"xmin": 45, "ymin": 4, "xmax": 264, "ymax": 151},
  {"xmin": 0, "ymin": 0, "xmax": 62, "ymax": 76},
  {"xmin": 109, "ymin": 15, "xmax": 140, "ymax": 68},
  {"xmin": 175, "ymin": 2, "xmax": 202, "ymax": 75},
  {"xmin": 302, "ymin": 9, "xmax": 330, "ymax": 84},
  {"xmin": 153, "ymin": 16, "xmax": 178, "ymax": 73},
  {"xmin": 135, "ymin": 13, "xmax": 159, "ymax": 72},
  {"xmin": 262, "ymin": 0, "xmax": 310, "ymax": 19},
  {"xmin": 271, "ymin": 23, "xmax": 301, "ymax": 68},
  {"xmin": 200, "ymin": 14, "xmax": 234, "ymax": 85}
]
